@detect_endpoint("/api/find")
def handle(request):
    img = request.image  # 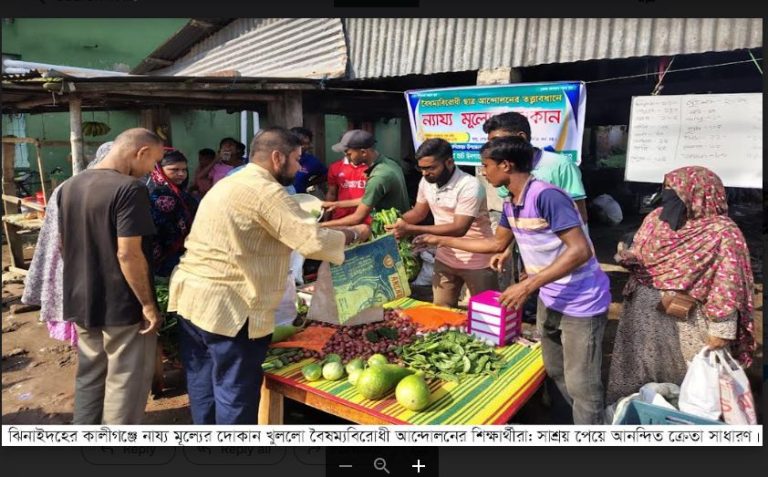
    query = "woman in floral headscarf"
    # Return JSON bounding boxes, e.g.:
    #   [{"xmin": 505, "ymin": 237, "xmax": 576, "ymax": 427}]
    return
[
  {"xmin": 606, "ymin": 166, "xmax": 755, "ymax": 404},
  {"xmin": 148, "ymin": 149, "xmax": 198, "ymax": 277}
]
